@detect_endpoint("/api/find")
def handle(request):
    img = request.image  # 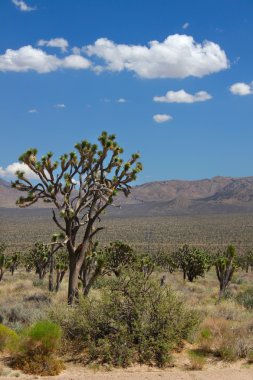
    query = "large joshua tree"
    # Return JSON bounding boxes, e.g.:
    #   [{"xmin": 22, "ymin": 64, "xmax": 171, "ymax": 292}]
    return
[{"xmin": 12, "ymin": 131, "xmax": 142, "ymax": 304}]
